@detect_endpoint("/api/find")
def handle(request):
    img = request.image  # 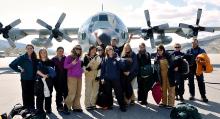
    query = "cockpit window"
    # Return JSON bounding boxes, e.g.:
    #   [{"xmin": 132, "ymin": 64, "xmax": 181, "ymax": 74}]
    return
[
  {"xmin": 99, "ymin": 15, "xmax": 108, "ymax": 21},
  {"xmin": 91, "ymin": 16, "xmax": 98, "ymax": 22}
]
